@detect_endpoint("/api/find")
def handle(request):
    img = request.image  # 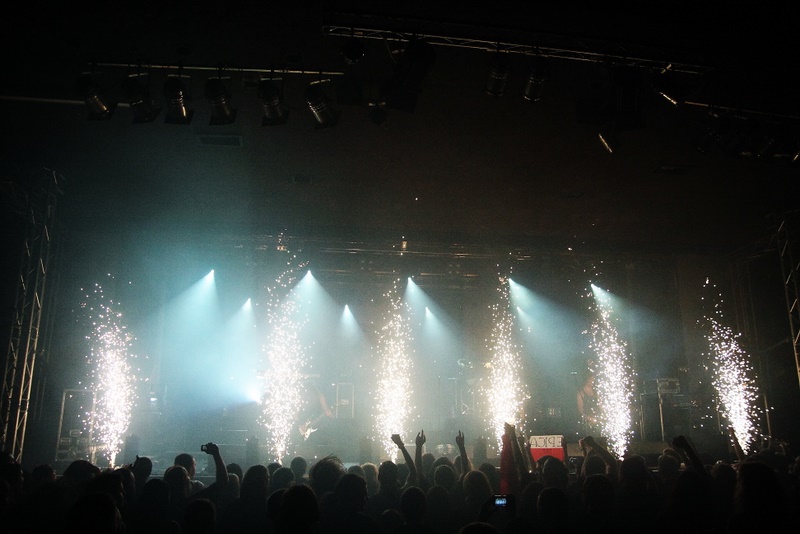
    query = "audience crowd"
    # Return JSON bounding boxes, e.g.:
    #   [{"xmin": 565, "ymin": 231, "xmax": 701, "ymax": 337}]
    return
[{"xmin": 1, "ymin": 424, "xmax": 798, "ymax": 533}]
